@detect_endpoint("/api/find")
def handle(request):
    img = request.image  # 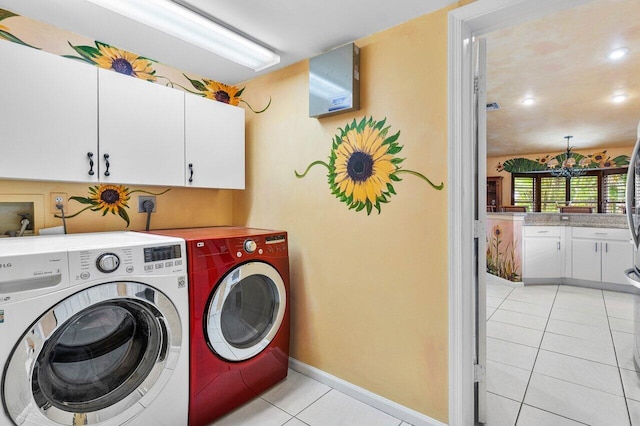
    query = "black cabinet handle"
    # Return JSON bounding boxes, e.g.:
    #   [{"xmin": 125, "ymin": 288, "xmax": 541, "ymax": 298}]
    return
[
  {"xmin": 103, "ymin": 153, "xmax": 110, "ymax": 177},
  {"xmin": 87, "ymin": 152, "xmax": 95, "ymax": 176},
  {"xmin": 189, "ymin": 163, "xmax": 194, "ymax": 183}
]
